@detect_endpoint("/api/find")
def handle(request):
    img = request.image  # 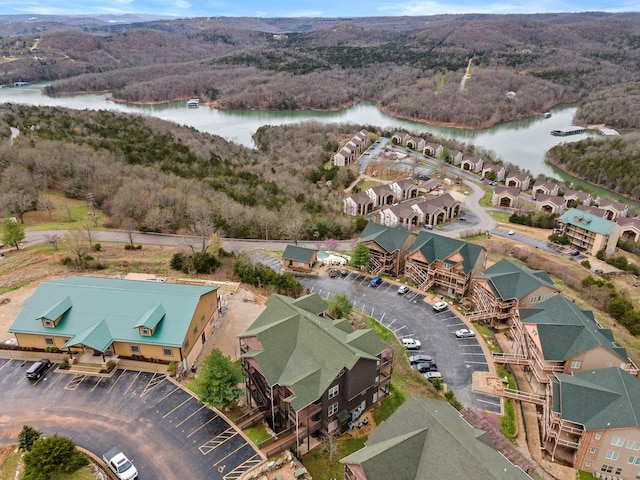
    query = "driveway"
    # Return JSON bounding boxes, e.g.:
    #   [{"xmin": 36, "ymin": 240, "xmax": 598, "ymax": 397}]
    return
[
  {"xmin": 298, "ymin": 272, "xmax": 501, "ymax": 414},
  {"xmin": 0, "ymin": 358, "xmax": 263, "ymax": 479}
]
